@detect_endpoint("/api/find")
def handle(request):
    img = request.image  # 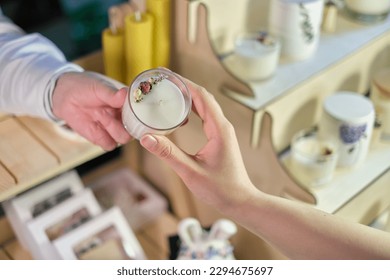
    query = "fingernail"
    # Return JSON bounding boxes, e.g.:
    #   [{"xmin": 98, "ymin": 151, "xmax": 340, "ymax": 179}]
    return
[{"xmin": 140, "ymin": 134, "xmax": 157, "ymax": 150}]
